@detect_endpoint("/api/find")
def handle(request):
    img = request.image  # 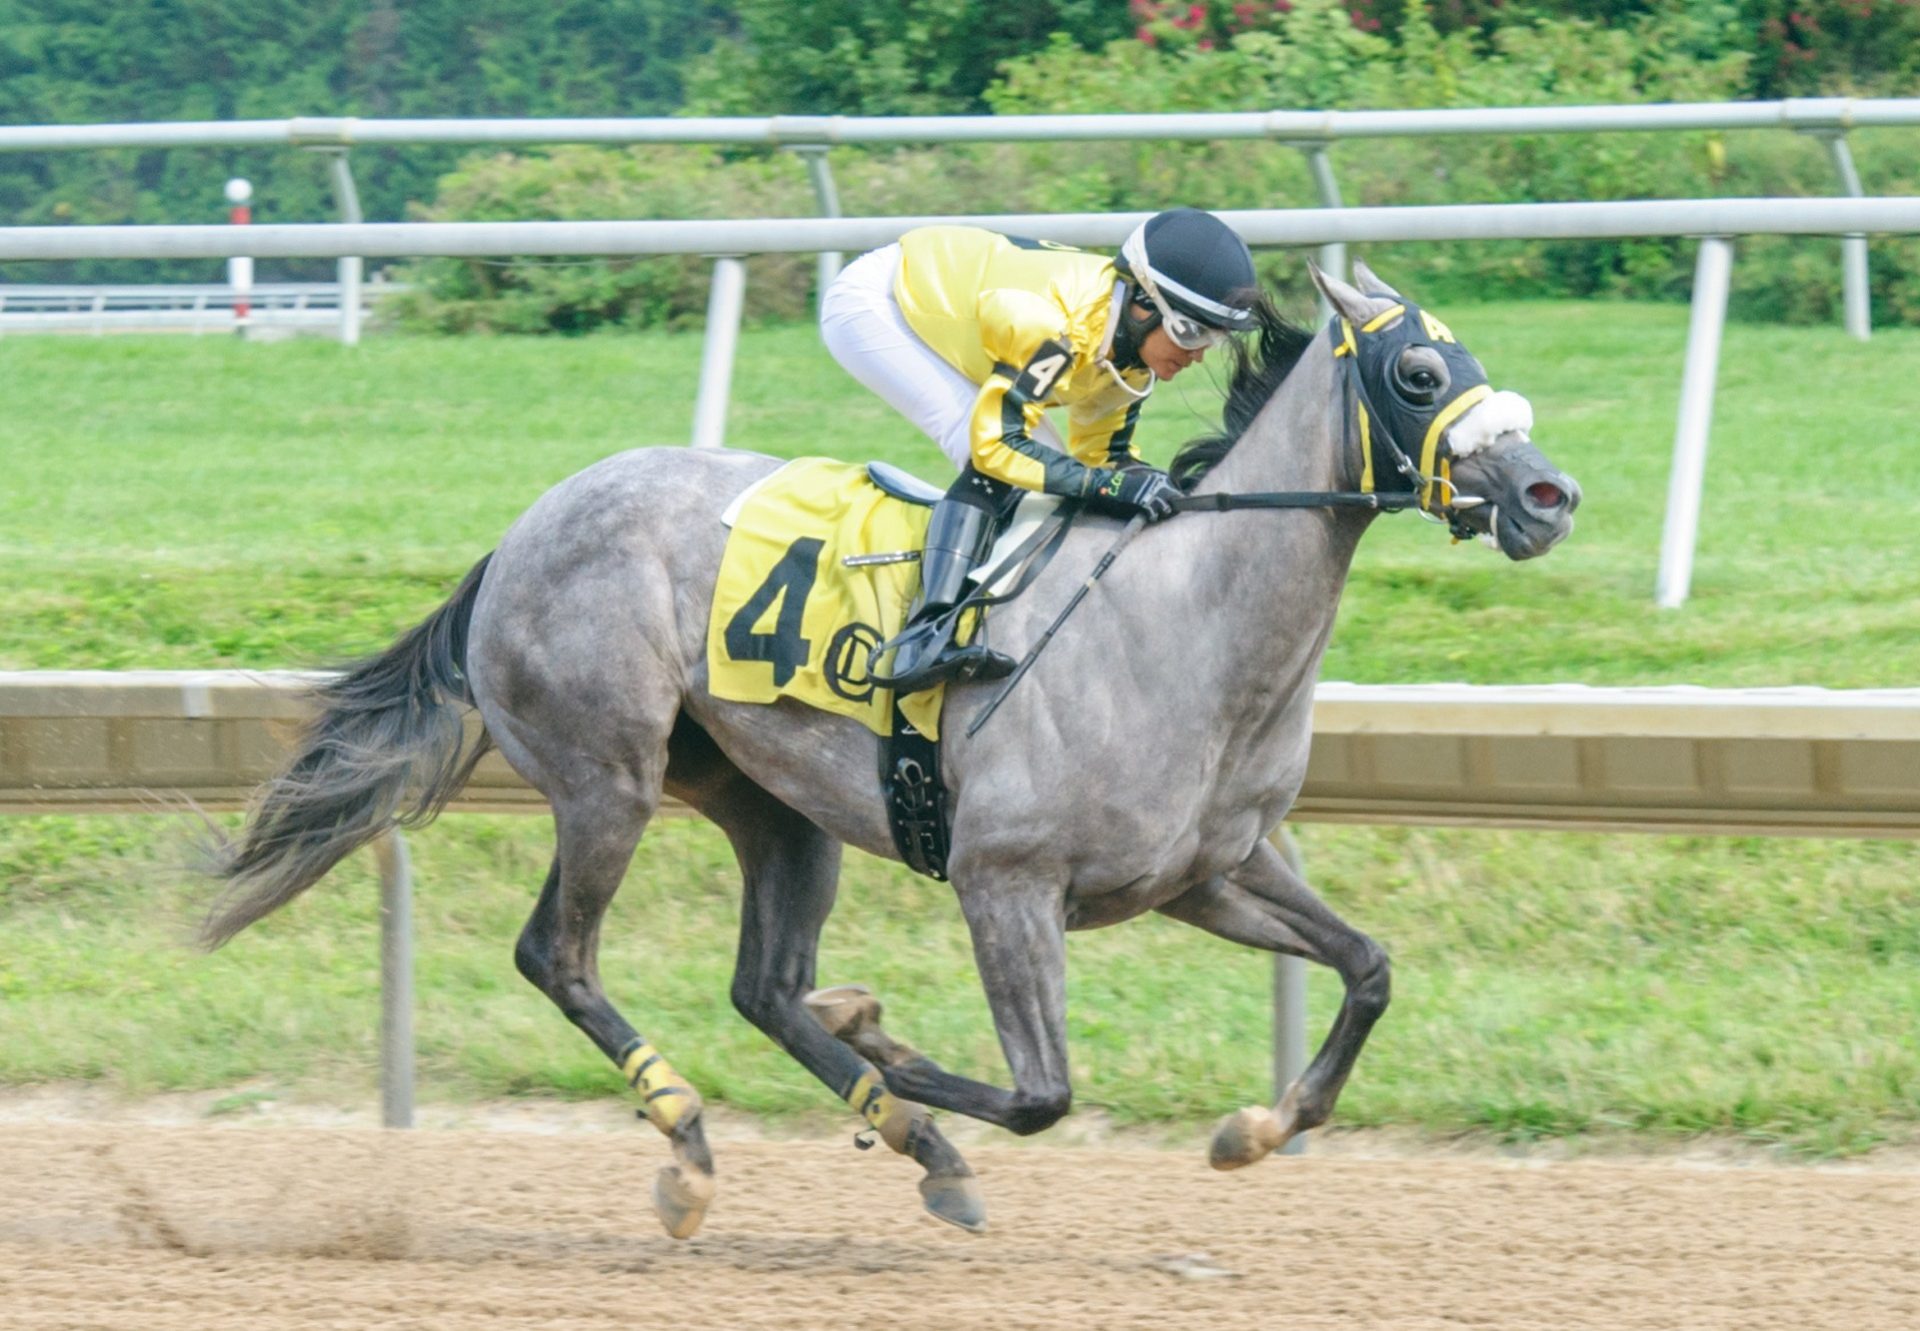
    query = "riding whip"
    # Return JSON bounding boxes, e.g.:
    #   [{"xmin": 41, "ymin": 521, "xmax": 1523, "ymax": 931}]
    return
[{"xmin": 964, "ymin": 514, "xmax": 1148, "ymax": 738}]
